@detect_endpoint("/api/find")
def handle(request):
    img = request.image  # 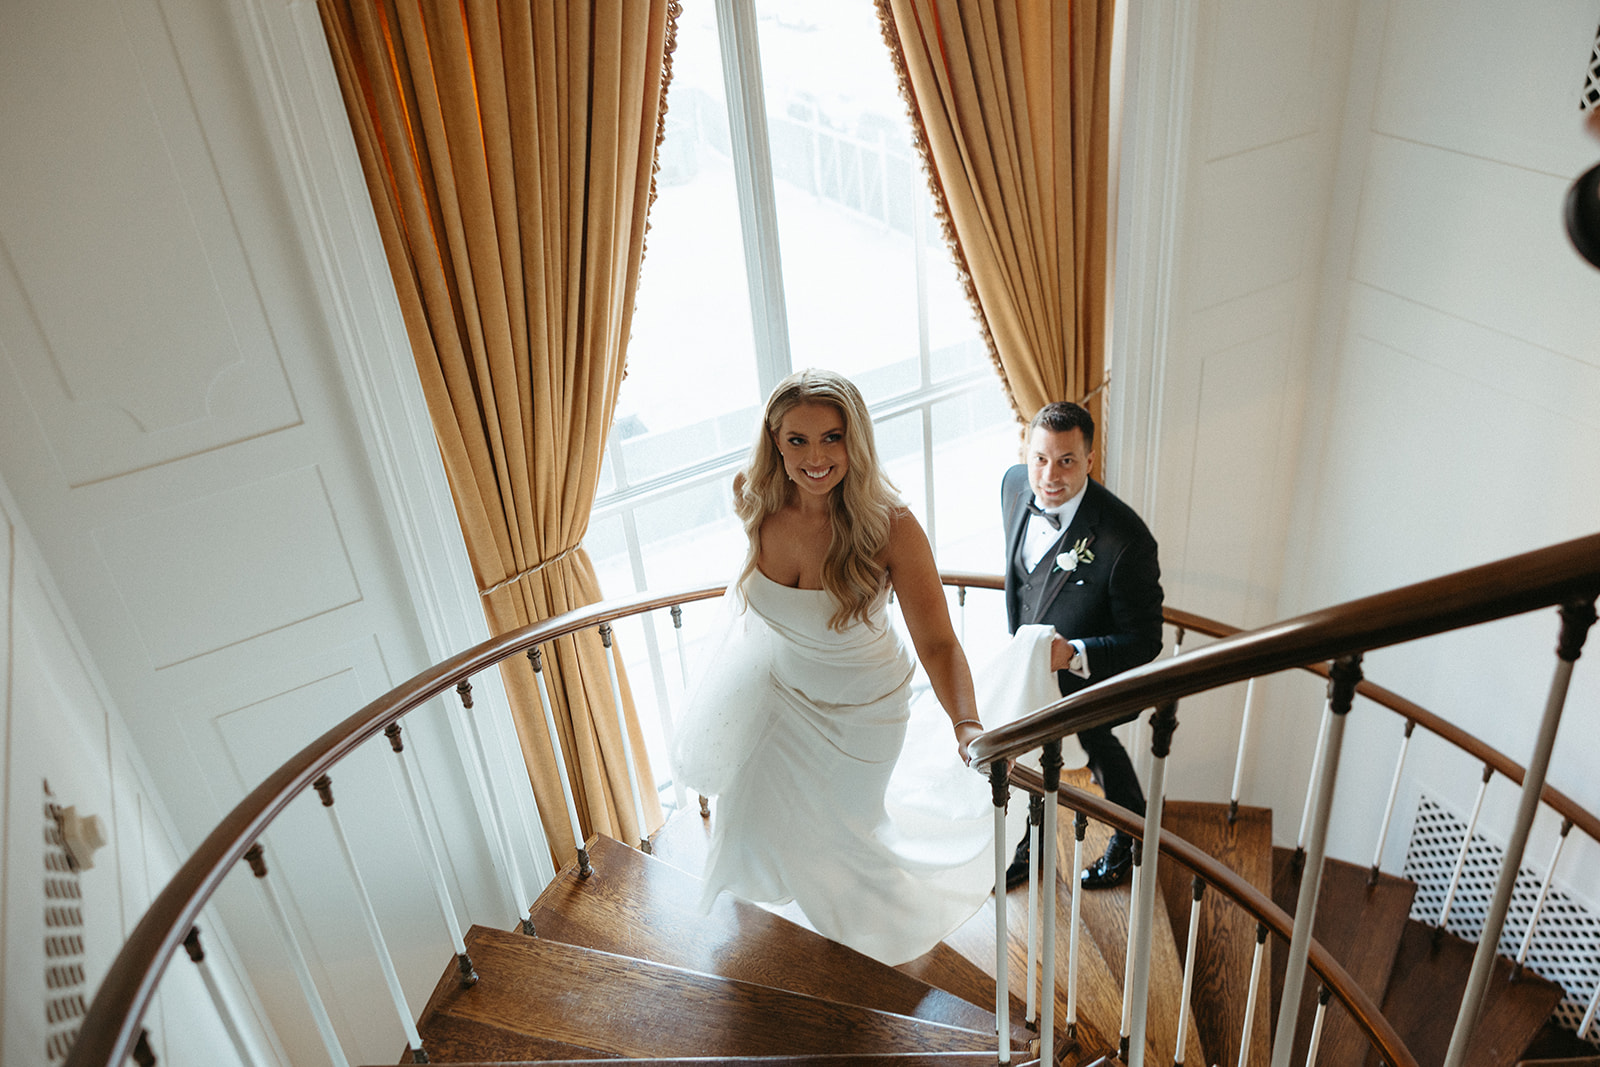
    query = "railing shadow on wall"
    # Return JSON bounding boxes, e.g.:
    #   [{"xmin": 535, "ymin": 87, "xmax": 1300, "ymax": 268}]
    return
[{"xmin": 64, "ymin": 533, "xmax": 1600, "ymax": 1067}]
